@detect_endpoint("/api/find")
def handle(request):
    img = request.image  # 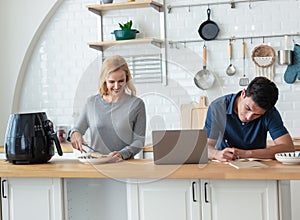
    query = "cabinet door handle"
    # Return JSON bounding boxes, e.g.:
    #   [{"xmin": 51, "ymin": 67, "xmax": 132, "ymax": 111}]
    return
[
  {"xmin": 2, "ymin": 179, "xmax": 7, "ymax": 199},
  {"xmin": 192, "ymin": 181, "xmax": 197, "ymax": 202},
  {"xmin": 204, "ymin": 182, "xmax": 209, "ymax": 203}
]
